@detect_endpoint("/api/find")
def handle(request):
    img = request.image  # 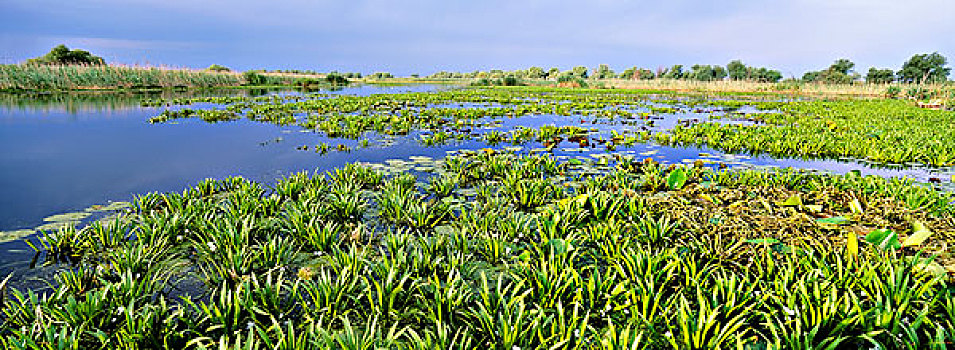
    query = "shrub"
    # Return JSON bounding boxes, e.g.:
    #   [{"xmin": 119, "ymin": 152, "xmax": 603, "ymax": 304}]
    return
[
  {"xmin": 242, "ymin": 71, "xmax": 267, "ymax": 85},
  {"xmin": 207, "ymin": 64, "xmax": 231, "ymax": 72},
  {"xmin": 25, "ymin": 45, "xmax": 105, "ymax": 66}
]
